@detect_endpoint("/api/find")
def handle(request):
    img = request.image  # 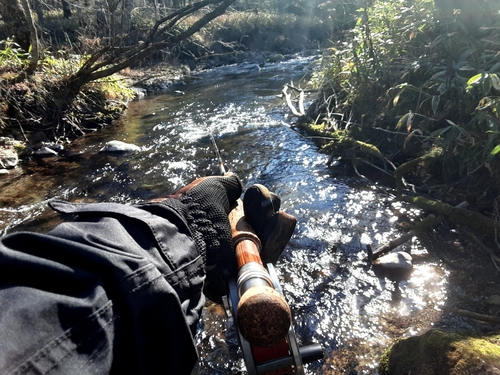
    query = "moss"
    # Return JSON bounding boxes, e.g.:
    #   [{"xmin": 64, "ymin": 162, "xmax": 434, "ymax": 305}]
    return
[
  {"xmin": 380, "ymin": 329, "xmax": 500, "ymax": 375},
  {"xmin": 308, "ymin": 123, "xmax": 327, "ymax": 133},
  {"xmin": 454, "ymin": 337, "xmax": 500, "ymax": 372},
  {"xmin": 300, "ymin": 122, "xmax": 341, "ymax": 138},
  {"xmin": 353, "ymin": 139, "xmax": 385, "ymax": 160},
  {"xmin": 394, "ymin": 147, "xmax": 443, "ymax": 195},
  {"xmin": 402, "ymin": 194, "xmax": 500, "ymax": 237}
]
